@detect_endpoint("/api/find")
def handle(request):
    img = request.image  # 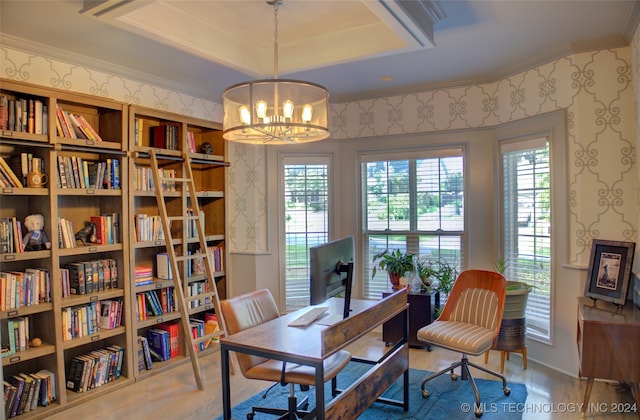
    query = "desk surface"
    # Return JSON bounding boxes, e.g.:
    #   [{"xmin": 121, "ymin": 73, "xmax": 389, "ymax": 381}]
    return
[{"xmin": 220, "ymin": 295, "xmax": 399, "ymax": 361}]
